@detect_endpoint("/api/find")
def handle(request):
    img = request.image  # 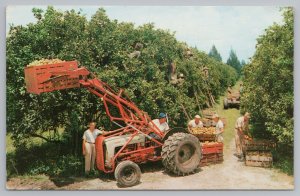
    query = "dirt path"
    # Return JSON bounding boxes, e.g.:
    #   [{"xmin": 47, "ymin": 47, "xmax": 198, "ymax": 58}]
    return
[
  {"xmin": 60, "ymin": 139, "xmax": 294, "ymax": 190},
  {"xmin": 7, "ymin": 138, "xmax": 294, "ymax": 190}
]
